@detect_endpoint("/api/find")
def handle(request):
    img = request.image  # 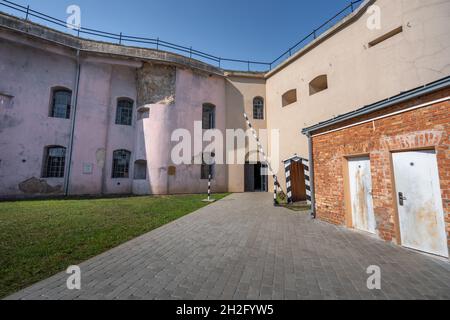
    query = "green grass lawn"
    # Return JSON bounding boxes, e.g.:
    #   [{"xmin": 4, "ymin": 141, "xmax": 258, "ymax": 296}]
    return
[{"xmin": 0, "ymin": 193, "xmax": 228, "ymax": 298}]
